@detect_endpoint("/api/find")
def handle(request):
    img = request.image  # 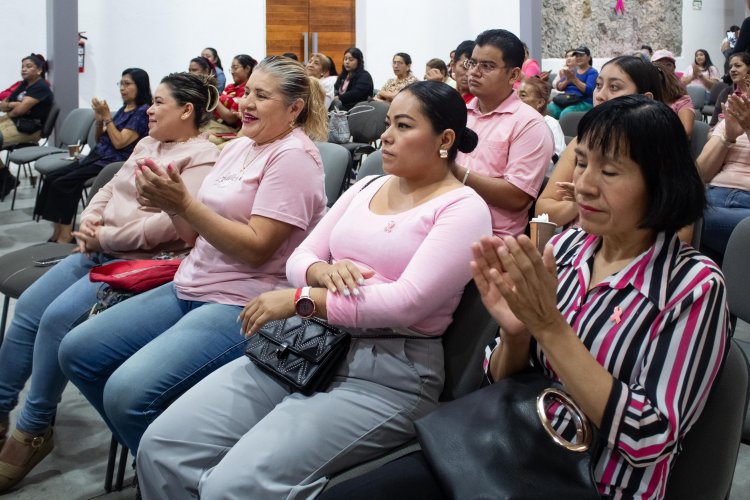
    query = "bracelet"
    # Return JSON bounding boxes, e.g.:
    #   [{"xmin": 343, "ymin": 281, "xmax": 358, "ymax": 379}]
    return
[
  {"xmin": 462, "ymin": 168, "xmax": 471, "ymax": 185},
  {"xmin": 103, "ymin": 120, "xmax": 112, "ymax": 128},
  {"xmin": 720, "ymin": 133, "xmax": 737, "ymax": 147}
]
